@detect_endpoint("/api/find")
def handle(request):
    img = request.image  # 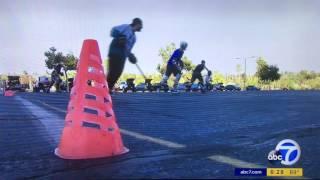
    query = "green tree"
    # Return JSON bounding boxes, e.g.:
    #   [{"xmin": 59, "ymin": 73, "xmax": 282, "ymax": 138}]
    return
[
  {"xmin": 64, "ymin": 53, "xmax": 78, "ymax": 71},
  {"xmin": 44, "ymin": 47, "xmax": 65, "ymax": 69},
  {"xmin": 44, "ymin": 47, "xmax": 78, "ymax": 92},
  {"xmin": 267, "ymin": 65, "xmax": 281, "ymax": 82},
  {"xmin": 150, "ymin": 73, "xmax": 163, "ymax": 83},
  {"xmin": 212, "ymin": 71, "xmax": 225, "ymax": 84},
  {"xmin": 44, "ymin": 47, "xmax": 77, "ymax": 71},
  {"xmin": 181, "ymin": 57, "xmax": 195, "ymax": 72},
  {"xmin": 256, "ymin": 57, "xmax": 268, "ymax": 74},
  {"xmin": 256, "ymin": 58, "xmax": 281, "ymax": 88},
  {"xmin": 157, "ymin": 43, "xmax": 176, "ymax": 74}
]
